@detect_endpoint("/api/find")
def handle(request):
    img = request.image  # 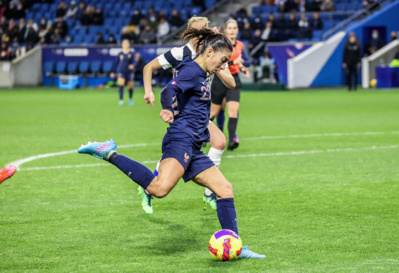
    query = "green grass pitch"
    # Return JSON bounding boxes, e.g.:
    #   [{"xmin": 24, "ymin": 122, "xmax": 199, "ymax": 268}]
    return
[{"xmin": 0, "ymin": 87, "xmax": 398, "ymax": 272}]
